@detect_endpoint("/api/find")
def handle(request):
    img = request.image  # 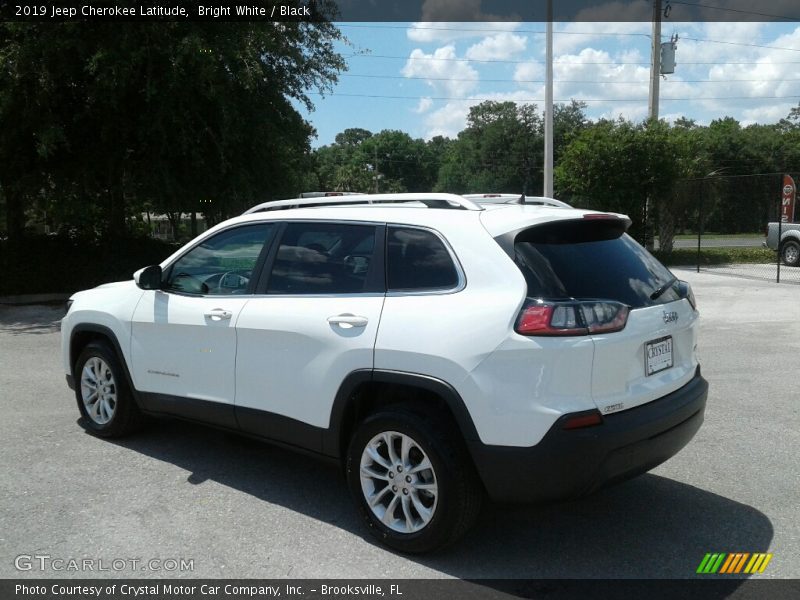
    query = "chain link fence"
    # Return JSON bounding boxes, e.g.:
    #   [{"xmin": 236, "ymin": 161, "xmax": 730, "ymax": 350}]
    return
[{"xmin": 654, "ymin": 173, "xmax": 800, "ymax": 285}]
